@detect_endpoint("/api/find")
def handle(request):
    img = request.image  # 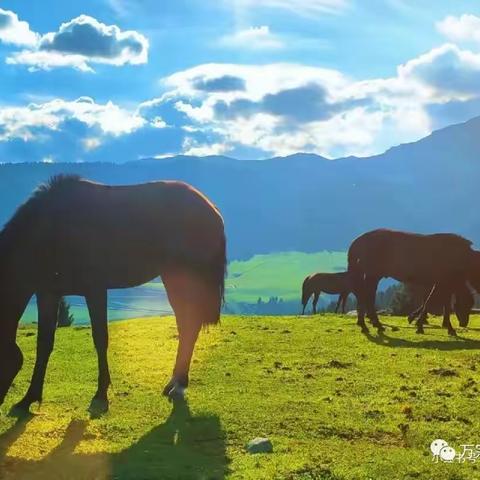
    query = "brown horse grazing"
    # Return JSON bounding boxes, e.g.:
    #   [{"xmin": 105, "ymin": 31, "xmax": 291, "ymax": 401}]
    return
[
  {"xmin": 408, "ymin": 282, "xmax": 474, "ymax": 329},
  {"xmin": 0, "ymin": 175, "xmax": 226, "ymax": 415},
  {"xmin": 301, "ymin": 272, "xmax": 353, "ymax": 315},
  {"xmin": 348, "ymin": 229, "xmax": 480, "ymax": 336}
]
